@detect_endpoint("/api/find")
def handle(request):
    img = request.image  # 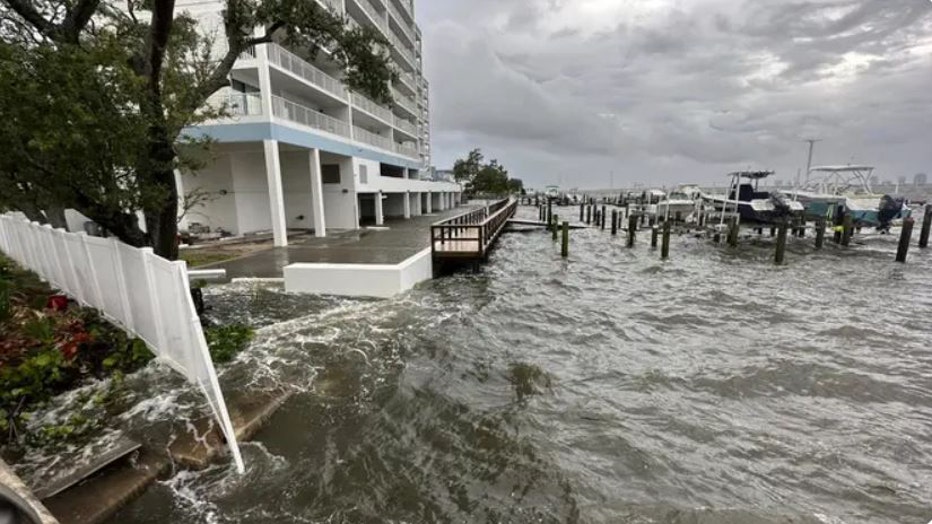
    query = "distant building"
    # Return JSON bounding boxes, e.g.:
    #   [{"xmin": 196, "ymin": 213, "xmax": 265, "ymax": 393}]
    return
[{"xmin": 915, "ymin": 173, "xmax": 928, "ymax": 186}]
